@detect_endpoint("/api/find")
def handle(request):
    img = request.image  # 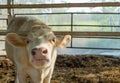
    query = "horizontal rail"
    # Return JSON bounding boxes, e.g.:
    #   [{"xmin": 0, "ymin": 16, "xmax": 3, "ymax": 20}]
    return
[
  {"xmin": 0, "ymin": 49, "xmax": 5, "ymax": 51},
  {"xmin": 0, "ymin": 34, "xmax": 120, "ymax": 40},
  {"xmin": 0, "ymin": 18, "xmax": 8, "ymax": 20},
  {"xmin": 55, "ymin": 32, "xmax": 120, "ymax": 37},
  {"xmin": 74, "ymin": 36, "xmax": 120, "ymax": 39},
  {"xmin": 15, "ymin": 12, "xmax": 120, "ymax": 15},
  {"xmin": 67, "ymin": 47, "xmax": 120, "ymax": 50},
  {"xmin": 1, "ymin": 2, "xmax": 120, "ymax": 9},
  {"xmin": 0, "ymin": 40, "xmax": 5, "ymax": 41},
  {"xmin": 1, "ymin": 47, "xmax": 120, "ymax": 51},
  {"xmin": 0, "ymin": 31, "xmax": 120, "ymax": 51},
  {"xmin": 0, "ymin": 31, "xmax": 120, "ymax": 37},
  {"xmin": 0, "ymin": 56, "xmax": 7, "ymax": 57},
  {"xmin": 49, "ymin": 25, "xmax": 120, "ymax": 27},
  {"xmin": 0, "ymin": 13, "xmax": 120, "ymax": 52}
]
